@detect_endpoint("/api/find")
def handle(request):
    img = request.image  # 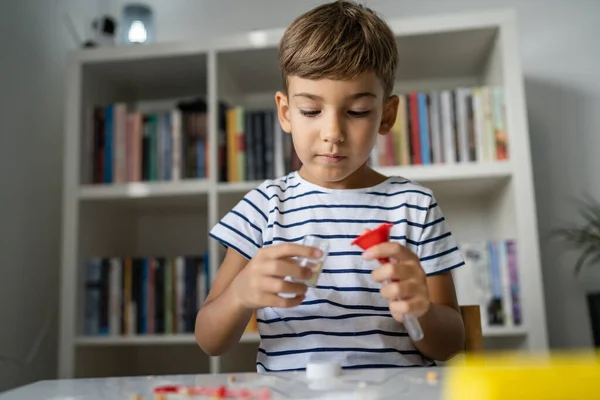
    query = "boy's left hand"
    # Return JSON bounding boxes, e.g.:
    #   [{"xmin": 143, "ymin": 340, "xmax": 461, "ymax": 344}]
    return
[{"xmin": 363, "ymin": 242, "xmax": 431, "ymax": 322}]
